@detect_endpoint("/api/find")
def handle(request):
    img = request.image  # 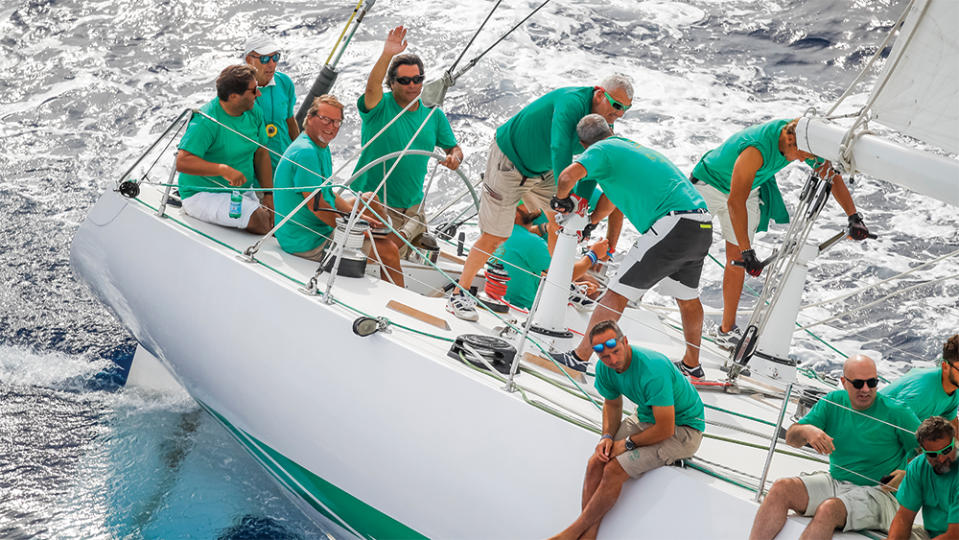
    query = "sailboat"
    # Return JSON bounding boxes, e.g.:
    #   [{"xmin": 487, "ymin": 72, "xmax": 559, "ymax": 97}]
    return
[{"xmin": 69, "ymin": 0, "xmax": 957, "ymax": 537}]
